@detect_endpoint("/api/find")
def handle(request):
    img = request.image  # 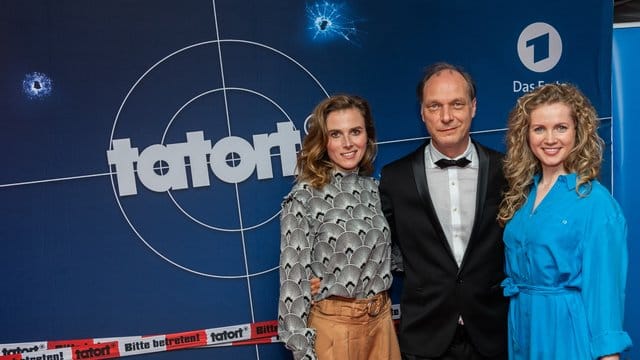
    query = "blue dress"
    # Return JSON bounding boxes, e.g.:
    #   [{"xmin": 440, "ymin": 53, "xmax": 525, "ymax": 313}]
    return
[{"xmin": 502, "ymin": 173, "xmax": 632, "ymax": 359}]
